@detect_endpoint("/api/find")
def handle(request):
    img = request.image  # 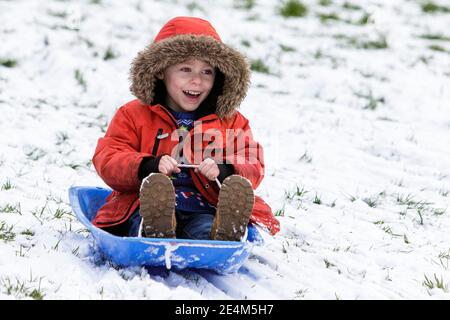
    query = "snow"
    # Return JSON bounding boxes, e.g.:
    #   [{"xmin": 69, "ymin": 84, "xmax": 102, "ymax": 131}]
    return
[{"xmin": 1, "ymin": 0, "xmax": 450, "ymax": 299}]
